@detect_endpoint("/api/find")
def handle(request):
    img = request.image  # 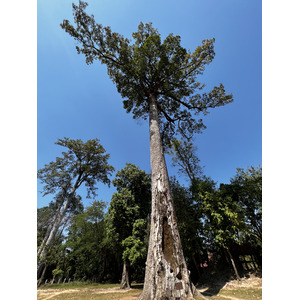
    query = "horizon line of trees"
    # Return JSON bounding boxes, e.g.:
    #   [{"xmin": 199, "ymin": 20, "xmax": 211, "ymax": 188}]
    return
[{"xmin": 37, "ymin": 137, "xmax": 262, "ymax": 287}]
